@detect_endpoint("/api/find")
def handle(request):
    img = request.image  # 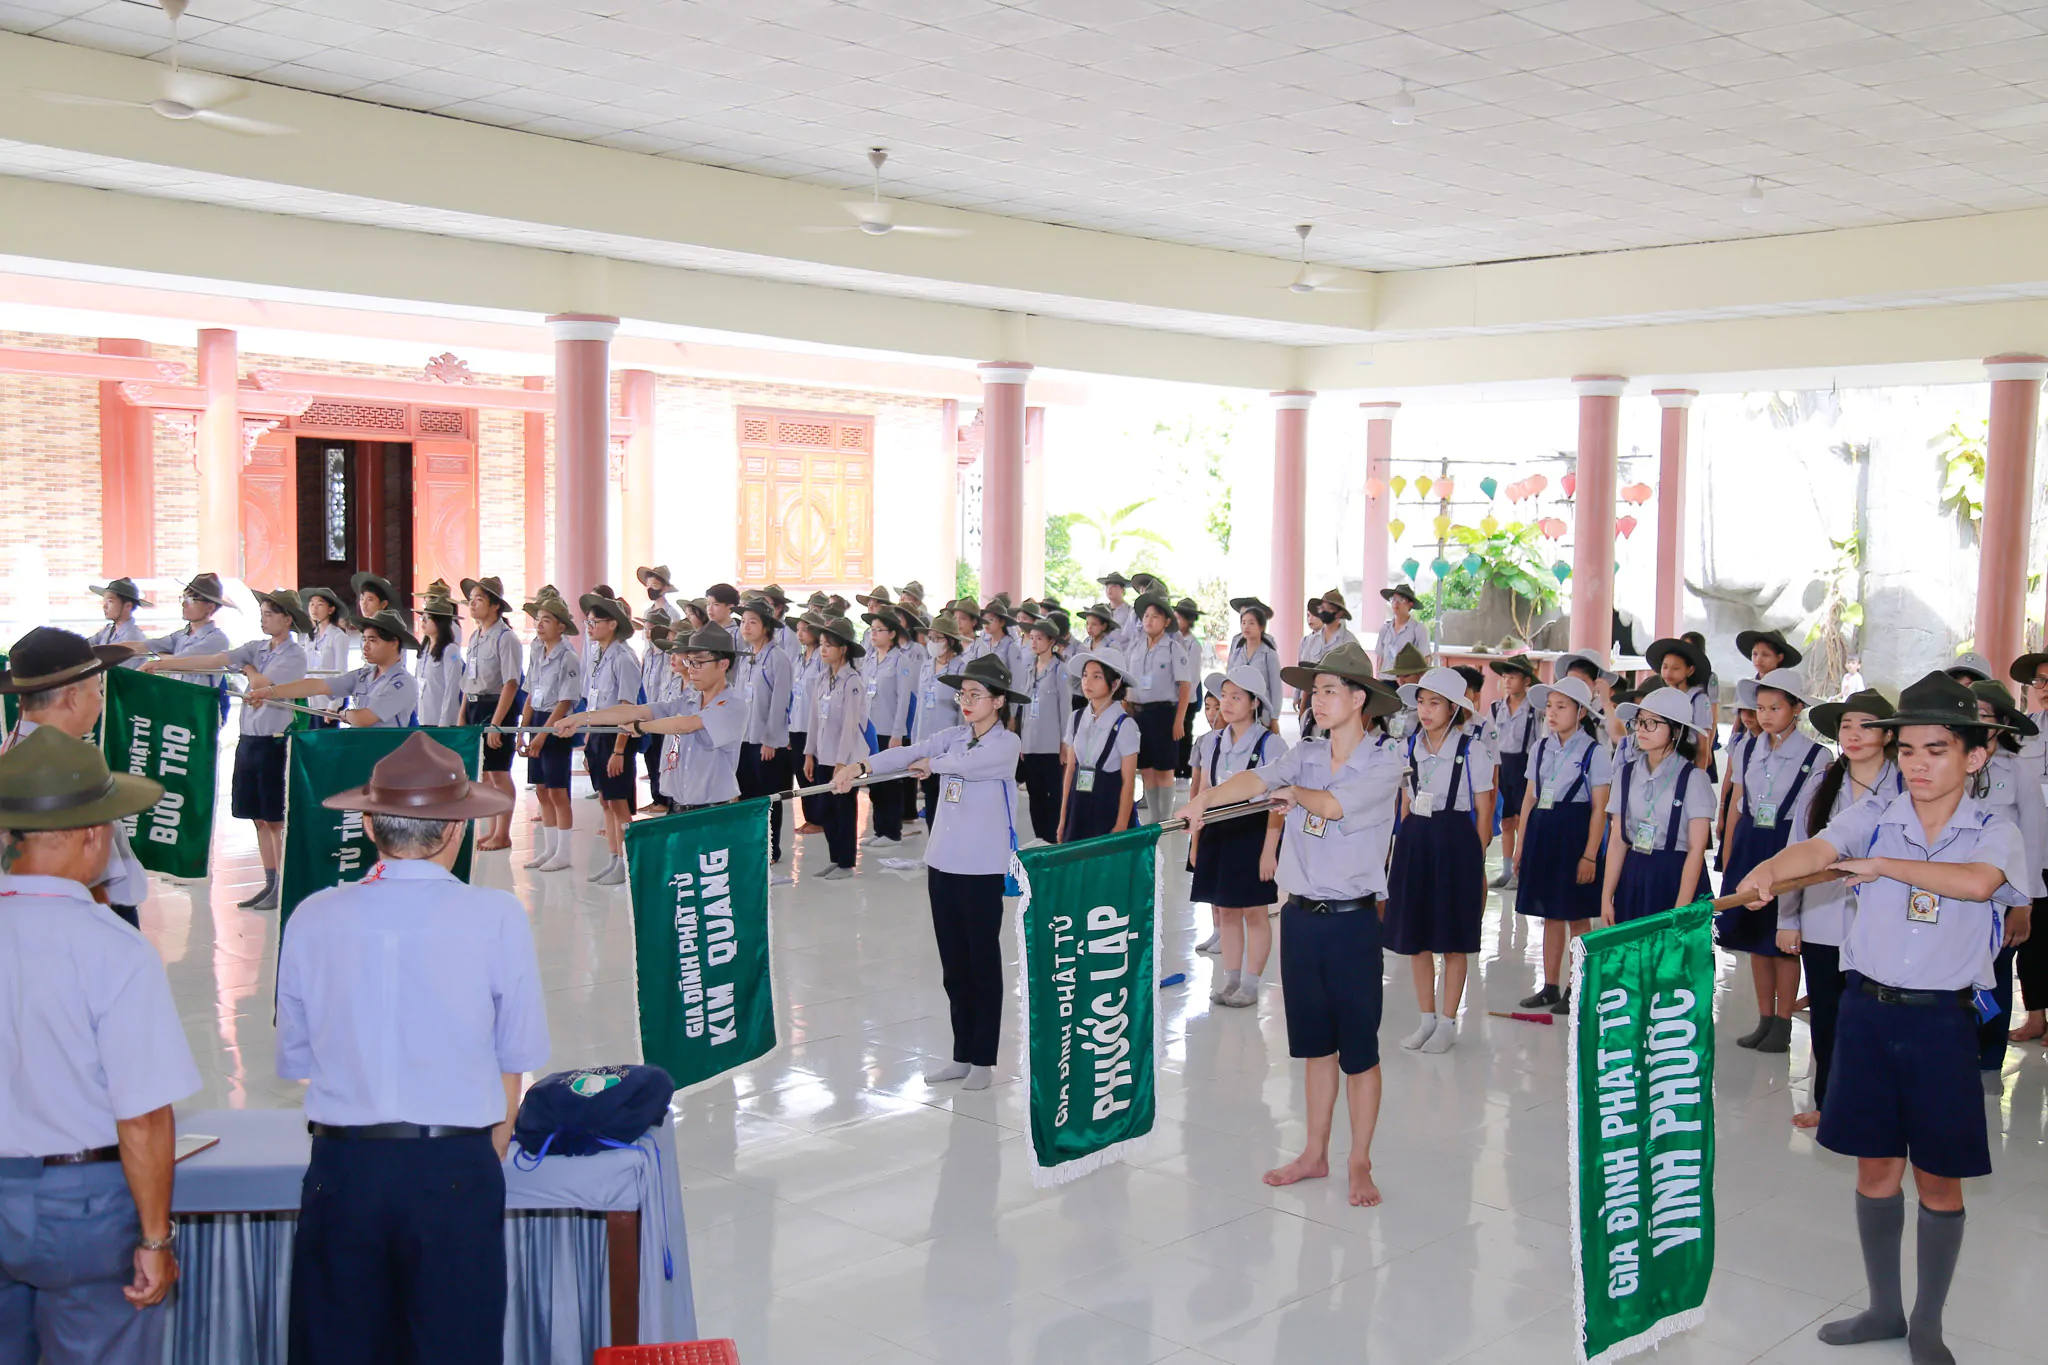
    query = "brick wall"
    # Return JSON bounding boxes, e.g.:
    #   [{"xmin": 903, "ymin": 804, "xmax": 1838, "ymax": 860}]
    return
[{"xmin": 0, "ymin": 331, "xmax": 104, "ymax": 616}]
